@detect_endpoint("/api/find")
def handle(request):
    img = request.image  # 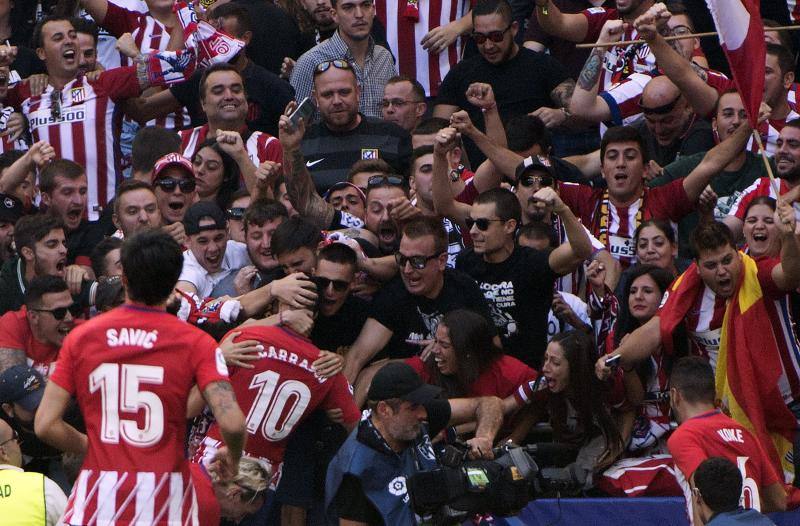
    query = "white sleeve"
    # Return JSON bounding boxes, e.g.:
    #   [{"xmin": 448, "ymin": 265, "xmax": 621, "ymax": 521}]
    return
[
  {"xmin": 561, "ymin": 292, "xmax": 591, "ymax": 326},
  {"xmin": 178, "ymin": 251, "xmax": 208, "ymax": 292},
  {"xmin": 44, "ymin": 476, "xmax": 68, "ymax": 526}
]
